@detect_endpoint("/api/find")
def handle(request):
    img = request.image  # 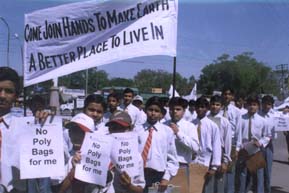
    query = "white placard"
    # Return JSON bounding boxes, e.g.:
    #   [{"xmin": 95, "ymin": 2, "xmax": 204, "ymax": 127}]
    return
[
  {"xmin": 24, "ymin": 0, "xmax": 178, "ymax": 86},
  {"xmin": 75, "ymin": 133, "xmax": 113, "ymax": 186},
  {"xmin": 18, "ymin": 116, "xmax": 65, "ymax": 179},
  {"xmin": 110, "ymin": 132, "xmax": 139, "ymax": 177},
  {"xmin": 274, "ymin": 116, "xmax": 289, "ymax": 131}
]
